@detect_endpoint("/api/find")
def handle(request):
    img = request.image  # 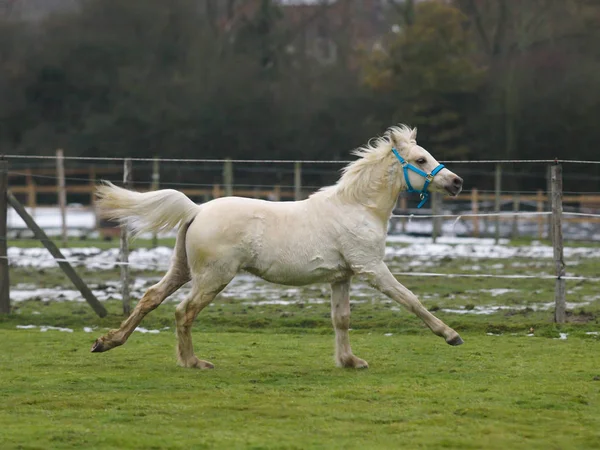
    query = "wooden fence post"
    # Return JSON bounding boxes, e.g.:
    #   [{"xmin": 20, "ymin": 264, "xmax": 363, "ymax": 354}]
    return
[
  {"xmin": 511, "ymin": 193, "xmax": 520, "ymax": 239},
  {"xmin": 89, "ymin": 165, "xmax": 96, "ymax": 206},
  {"xmin": 25, "ymin": 169, "xmax": 36, "ymax": 209},
  {"xmin": 294, "ymin": 162, "xmax": 302, "ymax": 201},
  {"xmin": 0, "ymin": 159, "xmax": 9, "ymax": 314},
  {"xmin": 120, "ymin": 159, "xmax": 132, "ymax": 316},
  {"xmin": 471, "ymin": 188, "xmax": 479, "ymax": 237},
  {"xmin": 273, "ymin": 185, "xmax": 281, "ymax": 201},
  {"xmin": 536, "ymin": 189, "xmax": 544, "ymax": 239},
  {"xmin": 432, "ymin": 192, "xmax": 441, "ymax": 243},
  {"xmin": 223, "ymin": 159, "xmax": 233, "ymax": 197},
  {"xmin": 546, "ymin": 165, "xmax": 553, "ymax": 239},
  {"xmin": 494, "ymin": 164, "xmax": 502, "ymax": 243},
  {"xmin": 551, "ymin": 164, "xmax": 566, "ymax": 323},
  {"xmin": 400, "ymin": 196, "xmax": 407, "ymax": 233},
  {"xmin": 56, "ymin": 149, "xmax": 67, "ymax": 247}
]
